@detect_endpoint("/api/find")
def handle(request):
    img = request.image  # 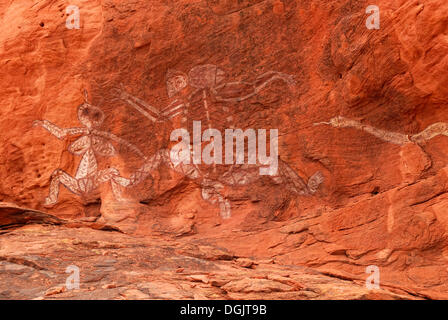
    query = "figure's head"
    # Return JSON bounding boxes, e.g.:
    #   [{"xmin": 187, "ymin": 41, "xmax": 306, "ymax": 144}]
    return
[
  {"xmin": 166, "ymin": 69, "xmax": 188, "ymax": 98},
  {"xmin": 77, "ymin": 103, "xmax": 105, "ymax": 129},
  {"xmin": 77, "ymin": 90, "xmax": 104, "ymax": 129}
]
